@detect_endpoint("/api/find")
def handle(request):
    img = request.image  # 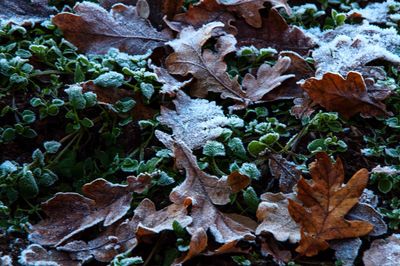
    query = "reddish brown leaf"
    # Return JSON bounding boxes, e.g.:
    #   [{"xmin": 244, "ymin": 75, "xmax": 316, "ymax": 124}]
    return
[
  {"xmin": 234, "ymin": 9, "xmax": 315, "ymax": 56},
  {"xmin": 28, "ymin": 175, "xmax": 151, "ymax": 247},
  {"xmin": 301, "ymin": 71, "xmax": 391, "ymax": 119},
  {"xmin": 0, "ymin": 0, "xmax": 56, "ymax": 25},
  {"xmin": 52, "ymin": 2, "xmax": 171, "ymax": 54},
  {"xmin": 166, "ymin": 22, "xmax": 247, "ymax": 102},
  {"xmin": 288, "ymin": 153, "xmax": 373, "ymax": 256}
]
